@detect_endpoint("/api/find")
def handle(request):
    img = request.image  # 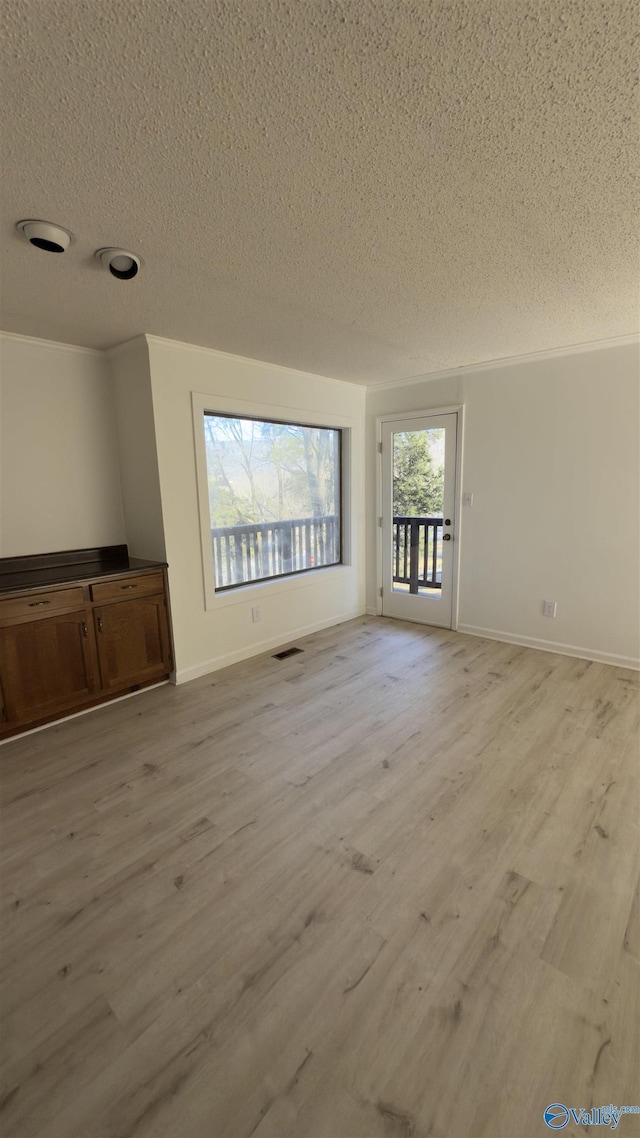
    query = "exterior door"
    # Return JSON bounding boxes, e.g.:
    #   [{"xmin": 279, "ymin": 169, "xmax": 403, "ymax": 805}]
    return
[{"xmin": 380, "ymin": 412, "xmax": 458, "ymax": 628}]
